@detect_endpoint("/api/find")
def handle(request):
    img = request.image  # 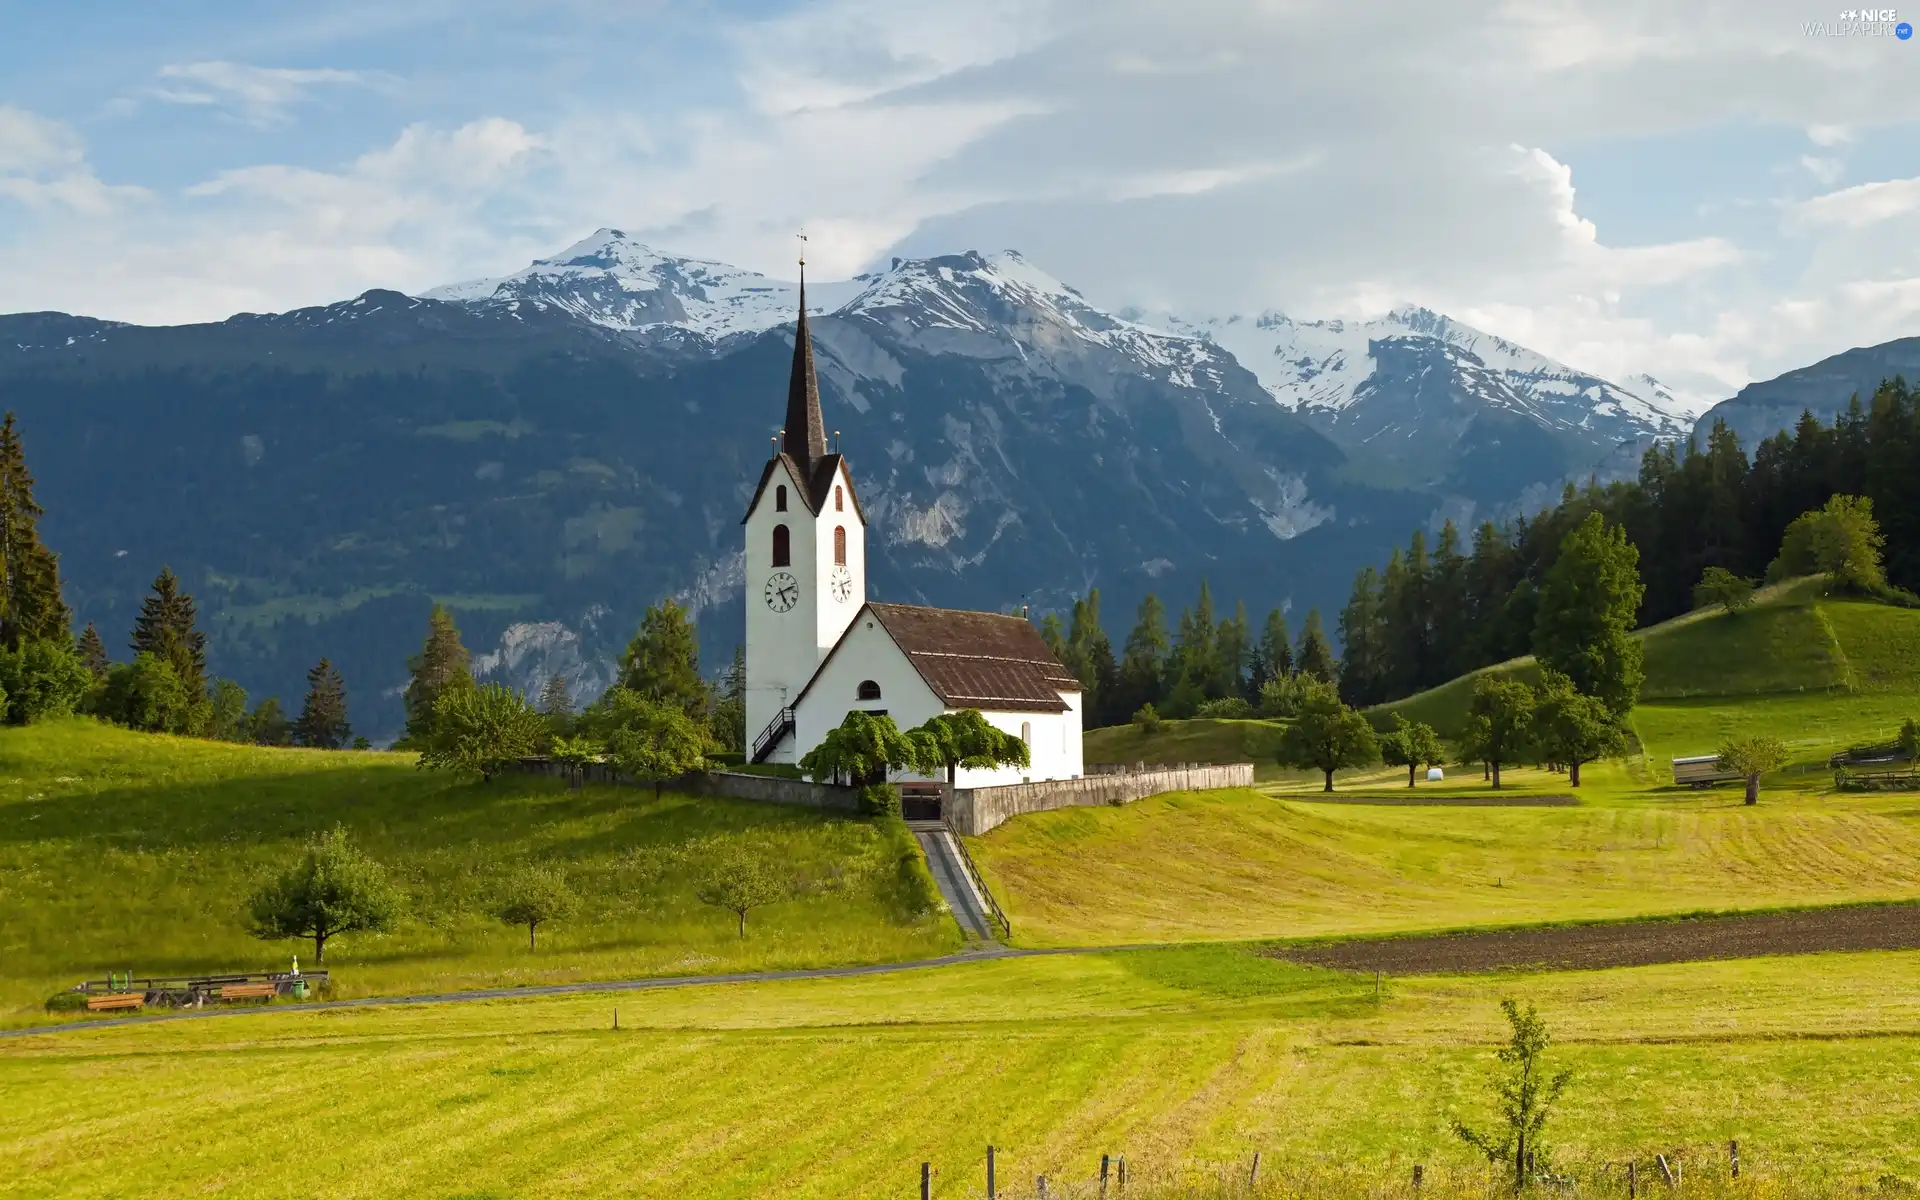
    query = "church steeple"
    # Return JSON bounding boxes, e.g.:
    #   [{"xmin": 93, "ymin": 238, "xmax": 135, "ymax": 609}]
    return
[{"xmin": 782, "ymin": 252, "xmax": 827, "ymax": 464}]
